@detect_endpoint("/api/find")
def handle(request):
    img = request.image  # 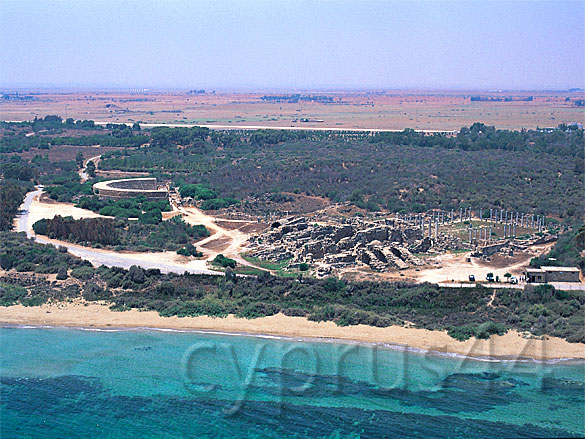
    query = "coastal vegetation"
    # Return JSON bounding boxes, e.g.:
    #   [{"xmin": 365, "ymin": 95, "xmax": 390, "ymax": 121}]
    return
[
  {"xmin": 0, "ymin": 182, "xmax": 29, "ymax": 231},
  {"xmin": 98, "ymin": 123, "xmax": 583, "ymax": 218},
  {"xmin": 75, "ymin": 196, "xmax": 171, "ymax": 220},
  {"xmin": 1, "ymin": 231, "xmax": 583, "ymax": 343},
  {"xmin": 530, "ymin": 223, "xmax": 585, "ymax": 274},
  {"xmin": 31, "ymin": 216, "xmax": 209, "ymax": 252},
  {"xmin": 1, "ymin": 117, "xmax": 583, "ymax": 345},
  {"xmin": 3, "ymin": 117, "xmax": 583, "ymax": 219},
  {"xmin": 1, "ymin": 116, "xmax": 147, "ymax": 153}
]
